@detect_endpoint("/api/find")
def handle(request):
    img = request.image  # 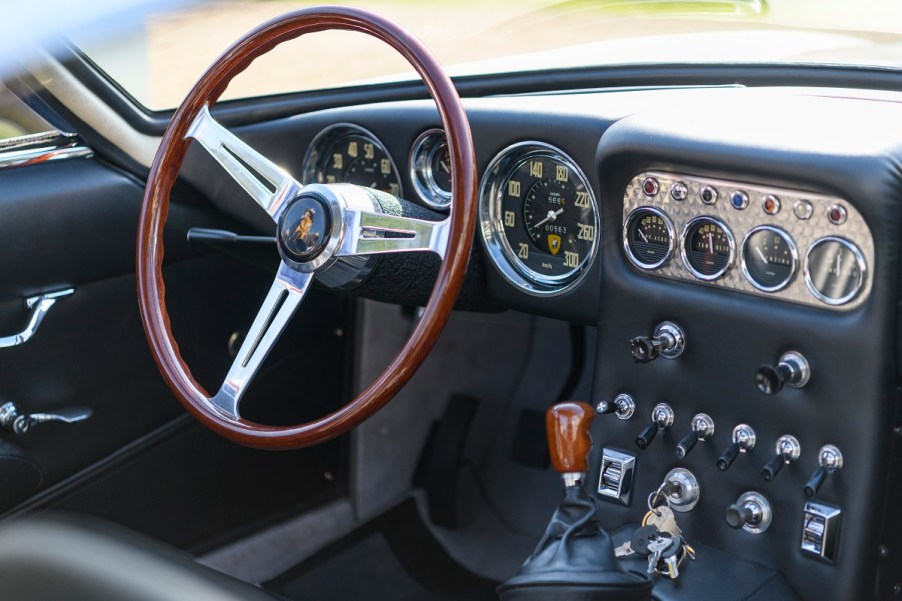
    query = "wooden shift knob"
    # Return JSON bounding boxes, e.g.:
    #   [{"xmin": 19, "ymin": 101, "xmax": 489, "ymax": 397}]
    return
[{"xmin": 546, "ymin": 402, "xmax": 594, "ymax": 473}]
